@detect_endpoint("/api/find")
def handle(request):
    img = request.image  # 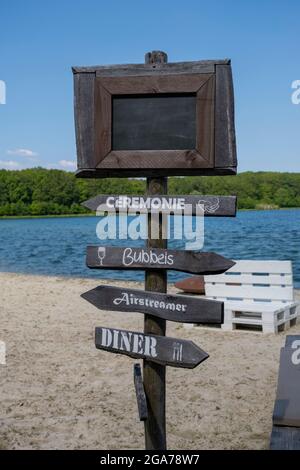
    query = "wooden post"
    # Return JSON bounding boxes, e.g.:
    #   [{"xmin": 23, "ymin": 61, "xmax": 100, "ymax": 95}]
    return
[{"xmin": 143, "ymin": 50, "xmax": 168, "ymax": 450}]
